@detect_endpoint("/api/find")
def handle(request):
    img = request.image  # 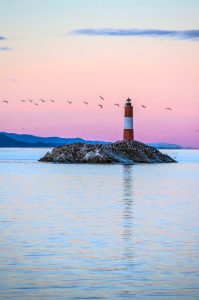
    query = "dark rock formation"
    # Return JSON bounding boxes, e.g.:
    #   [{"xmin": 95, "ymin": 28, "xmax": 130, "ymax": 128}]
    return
[{"xmin": 39, "ymin": 140, "xmax": 176, "ymax": 164}]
